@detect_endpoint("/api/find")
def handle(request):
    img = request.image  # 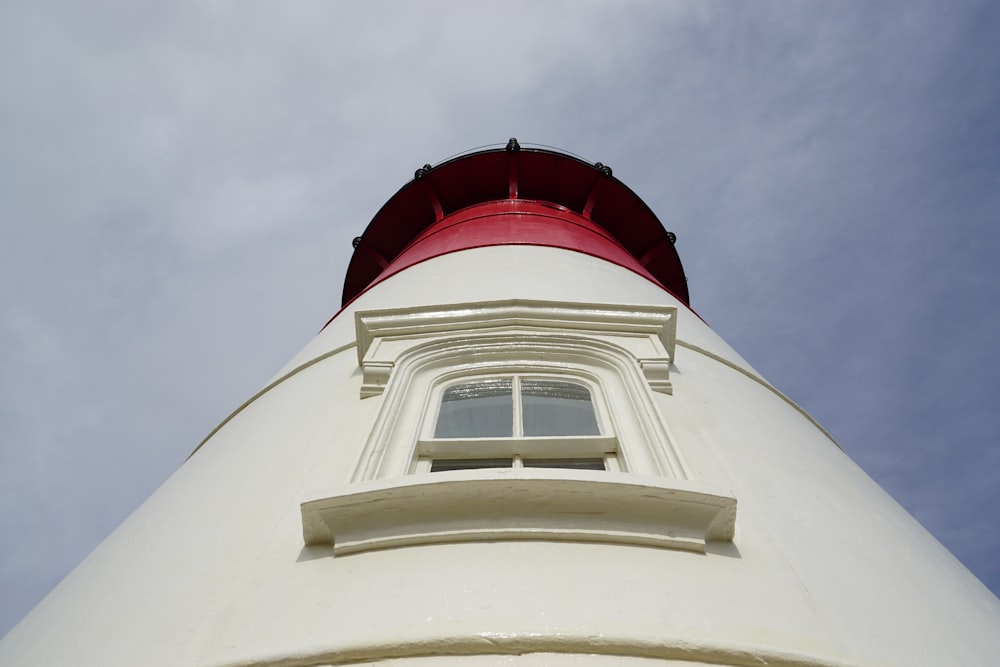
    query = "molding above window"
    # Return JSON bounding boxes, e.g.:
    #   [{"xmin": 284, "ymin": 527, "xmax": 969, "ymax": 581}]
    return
[
  {"xmin": 302, "ymin": 468, "xmax": 736, "ymax": 556},
  {"xmin": 355, "ymin": 299, "xmax": 677, "ymax": 398}
]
